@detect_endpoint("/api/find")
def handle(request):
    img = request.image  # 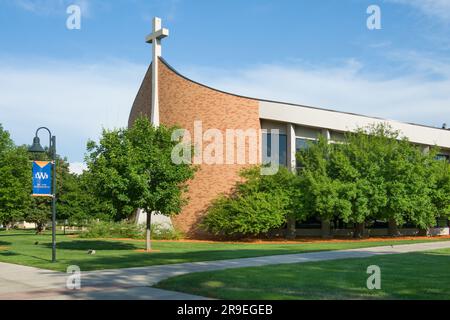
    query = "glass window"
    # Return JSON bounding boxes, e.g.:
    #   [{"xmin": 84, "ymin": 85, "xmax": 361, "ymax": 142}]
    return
[
  {"xmin": 262, "ymin": 133, "xmax": 287, "ymax": 167},
  {"xmin": 296, "ymin": 138, "xmax": 310, "ymax": 152},
  {"xmin": 435, "ymin": 154, "xmax": 450, "ymax": 162},
  {"xmin": 296, "ymin": 138, "xmax": 315, "ymax": 169}
]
